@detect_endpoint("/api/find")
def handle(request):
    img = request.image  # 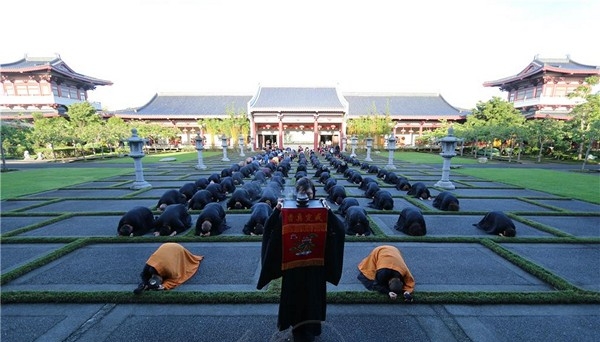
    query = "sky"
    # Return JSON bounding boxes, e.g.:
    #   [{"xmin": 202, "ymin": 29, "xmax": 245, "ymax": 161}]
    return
[{"xmin": 2, "ymin": 0, "xmax": 599, "ymax": 111}]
